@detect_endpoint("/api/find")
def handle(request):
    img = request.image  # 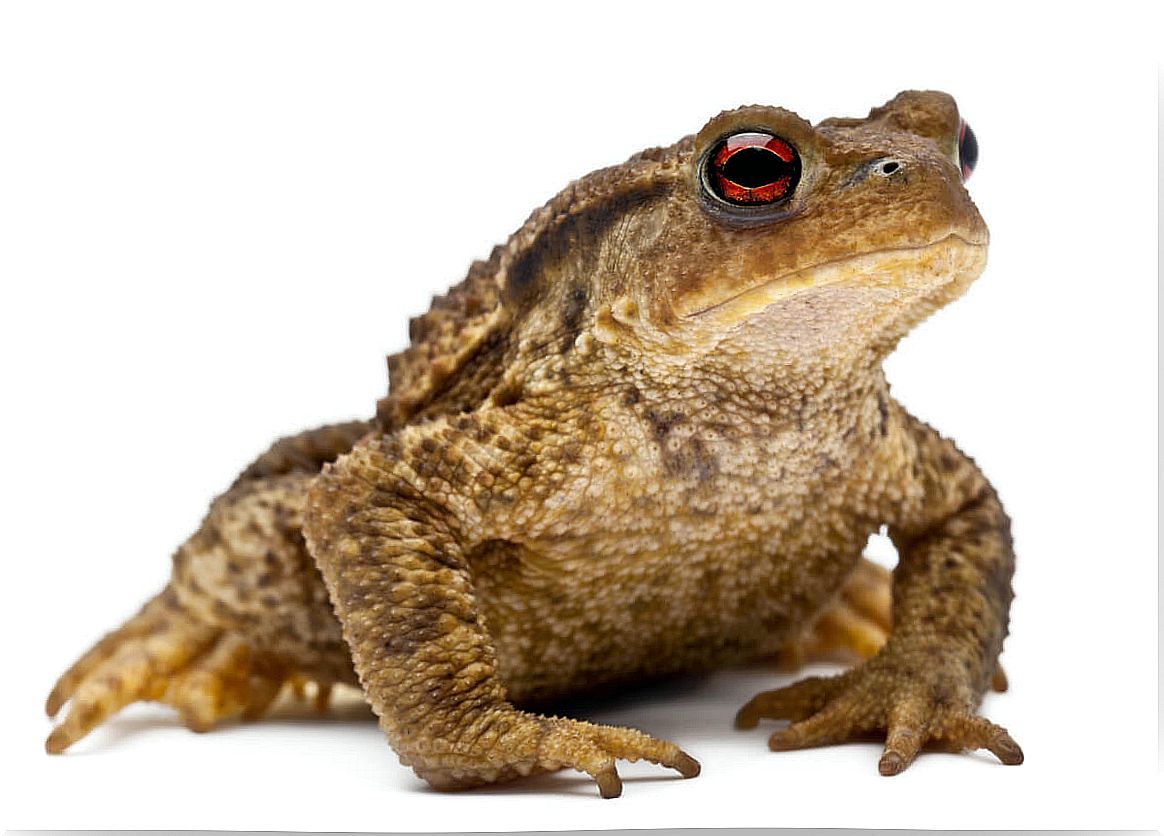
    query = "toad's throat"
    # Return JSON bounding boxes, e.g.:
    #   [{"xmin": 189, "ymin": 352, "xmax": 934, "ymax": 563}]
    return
[{"xmin": 682, "ymin": 234, "xmax": 988, "ymax": 321}]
